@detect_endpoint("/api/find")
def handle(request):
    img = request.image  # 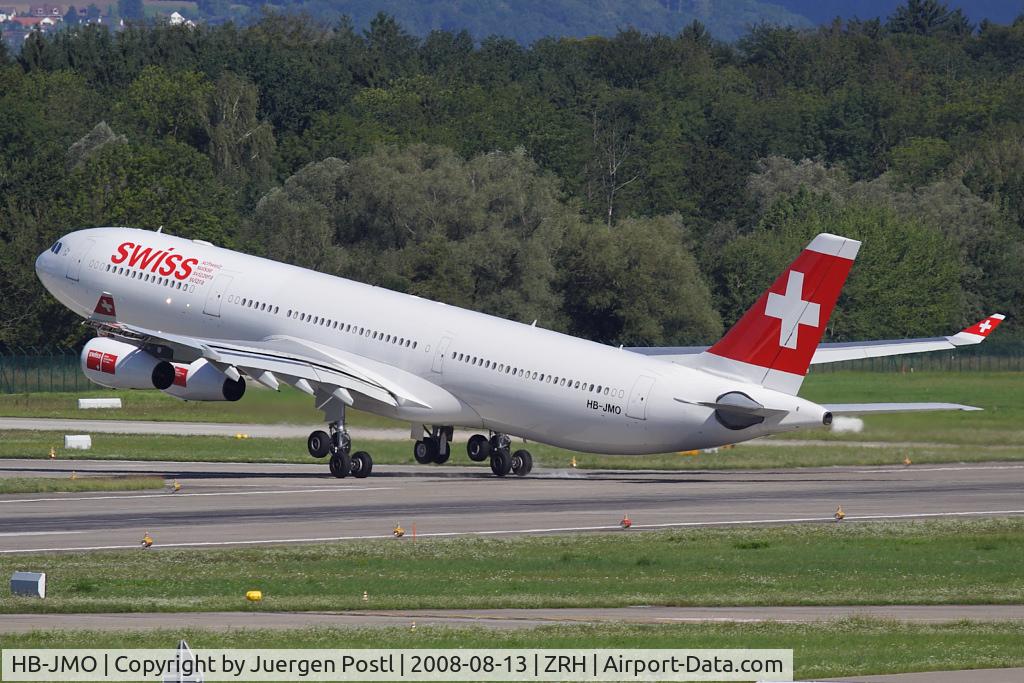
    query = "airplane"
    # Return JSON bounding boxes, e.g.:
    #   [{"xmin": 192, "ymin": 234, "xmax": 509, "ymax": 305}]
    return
[{"xmin": 34, "ymin": 228, "xmax": 1004, "ymax": 479}]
